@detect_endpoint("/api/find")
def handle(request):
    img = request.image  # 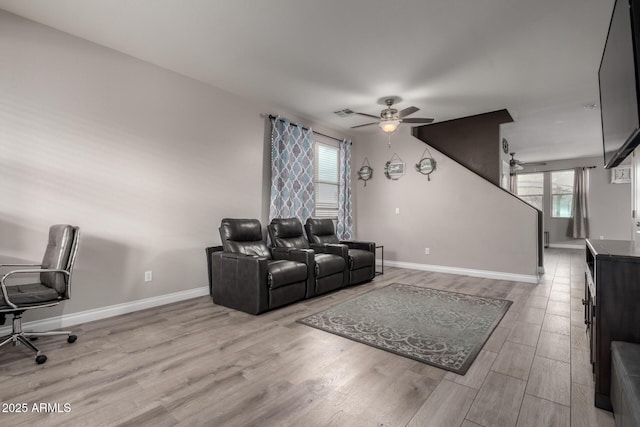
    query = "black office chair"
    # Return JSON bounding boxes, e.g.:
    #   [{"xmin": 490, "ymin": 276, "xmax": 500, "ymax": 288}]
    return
[
  {"xmin": 209, "ymin": 218, "xmax": 313, "ymax": 314},
  {"xmin": 0, "ymin": 224, "xmax": 80, "ymax": 364},
  {"xmin": 268, "ymin": 218, "xmax": 347, "ymax": 298},
  {"xmin": 305, "ymin": 218, "xmax": 376, "ymax": 285}
]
